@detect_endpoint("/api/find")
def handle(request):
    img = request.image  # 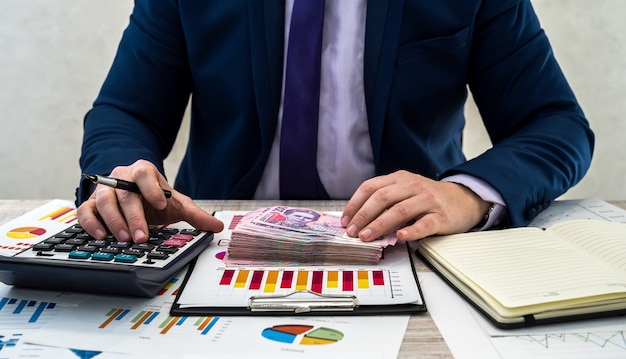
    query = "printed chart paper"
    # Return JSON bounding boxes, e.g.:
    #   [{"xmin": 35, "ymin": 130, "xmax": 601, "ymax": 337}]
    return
[
  {"xmin": 176, "ymin": 211, "xmax": 423, "ymax": 309},
  {"xmin": 0, "ymin": 199, "xmax": 77, "ymax": 257},
  {"xmin": 25, "ymin": 270, "xmax": 410, "ymax": 358}
]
